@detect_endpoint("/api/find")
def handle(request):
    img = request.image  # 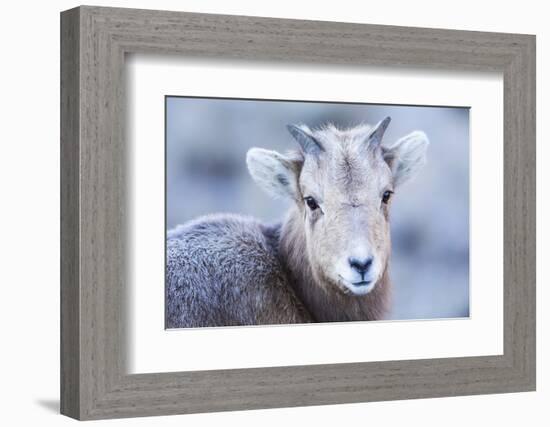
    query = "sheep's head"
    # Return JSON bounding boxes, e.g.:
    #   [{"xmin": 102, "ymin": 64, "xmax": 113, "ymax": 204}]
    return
[{"xmin": 247, "ymin": 117, "xmax": 429, "ymax": 296}]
